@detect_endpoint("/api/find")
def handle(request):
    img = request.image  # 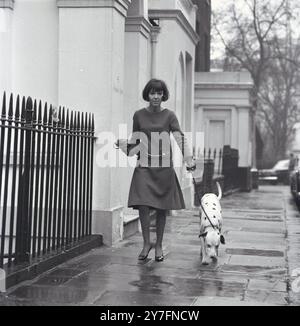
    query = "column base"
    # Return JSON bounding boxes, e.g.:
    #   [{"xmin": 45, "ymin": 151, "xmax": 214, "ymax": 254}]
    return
[{"xmin": 92, "ymin": 206, "xmax": 124, "ymax": 246}]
